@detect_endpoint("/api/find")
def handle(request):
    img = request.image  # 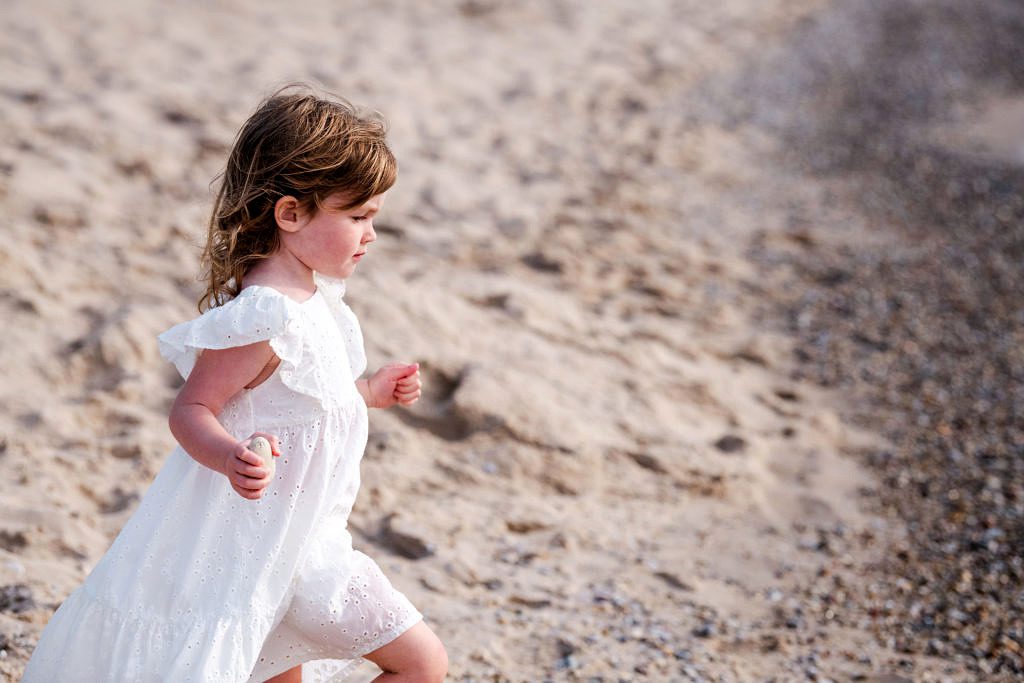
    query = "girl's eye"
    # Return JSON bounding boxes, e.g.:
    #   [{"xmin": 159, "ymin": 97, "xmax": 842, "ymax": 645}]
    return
[{"xmin": 352, "ymin": 215, "xmax": 367, "ymax": 222}]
